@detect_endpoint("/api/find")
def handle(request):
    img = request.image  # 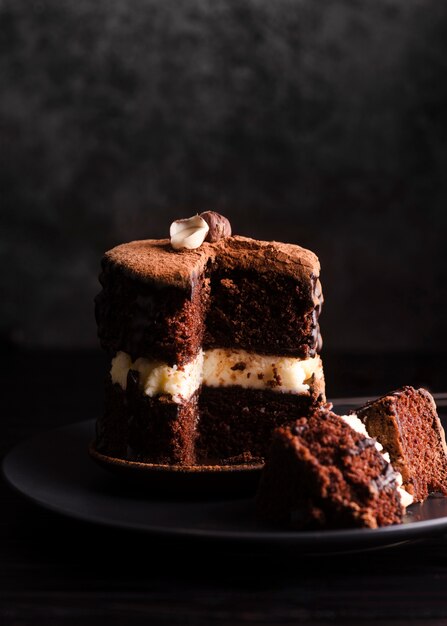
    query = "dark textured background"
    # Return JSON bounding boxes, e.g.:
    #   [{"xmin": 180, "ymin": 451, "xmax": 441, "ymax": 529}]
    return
[{"xmin": 1, "ymin": 0, "xmax": 447, "ymax": 353}]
